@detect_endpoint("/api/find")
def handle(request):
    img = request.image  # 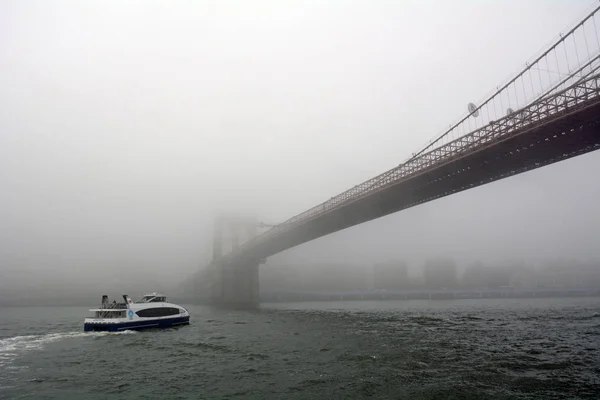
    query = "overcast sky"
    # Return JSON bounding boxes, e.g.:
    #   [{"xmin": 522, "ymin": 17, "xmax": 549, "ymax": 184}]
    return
[{"xmin": 1, "ymin": 0, "xmax": 599, "ymax": 290}]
